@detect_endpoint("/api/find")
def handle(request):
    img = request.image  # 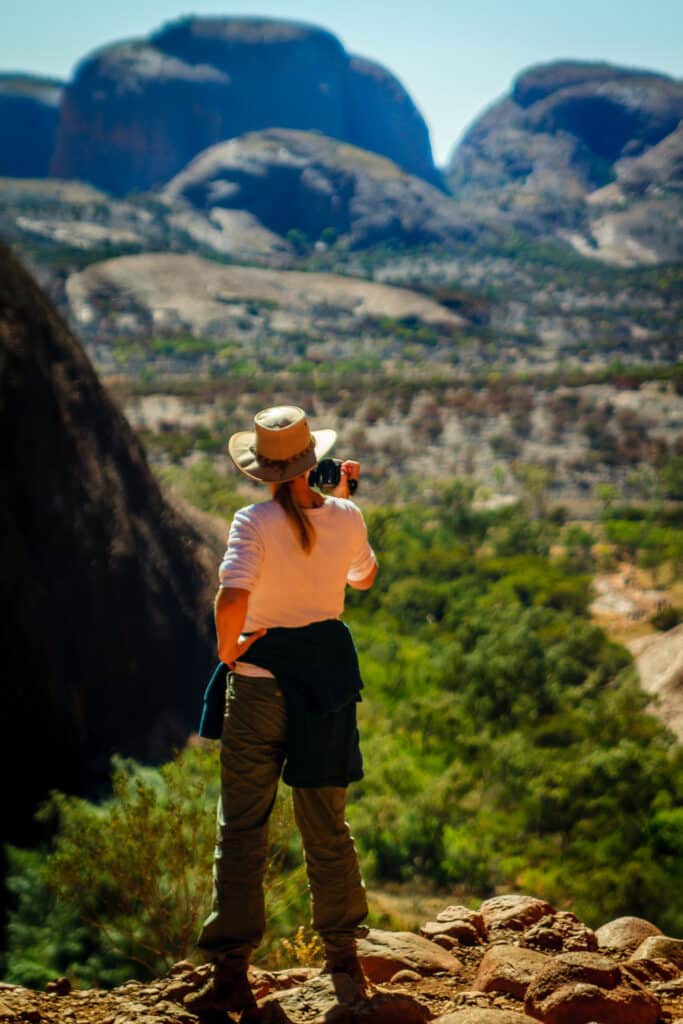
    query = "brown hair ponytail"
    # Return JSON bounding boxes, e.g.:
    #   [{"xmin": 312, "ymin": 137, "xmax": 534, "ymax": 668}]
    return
[{"xmin": 274, "ymin": 480, "xmax": 316, "ymax": 553}]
